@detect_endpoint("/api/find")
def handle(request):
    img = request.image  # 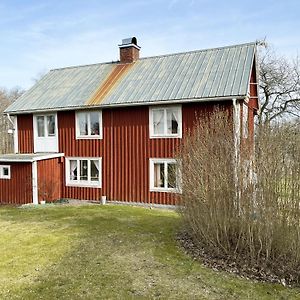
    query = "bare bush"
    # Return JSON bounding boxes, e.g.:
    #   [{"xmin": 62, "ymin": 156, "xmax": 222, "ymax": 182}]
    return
[{"xmin": 179, "ymin": 111, "xmax": 300, "ymax": 284}]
